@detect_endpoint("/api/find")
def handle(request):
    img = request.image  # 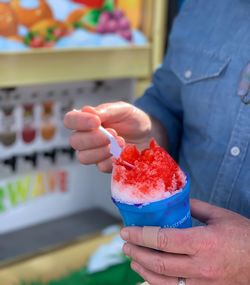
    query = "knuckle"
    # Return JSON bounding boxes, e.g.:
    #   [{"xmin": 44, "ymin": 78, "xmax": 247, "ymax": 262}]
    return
[
  {"xmin": 130, "ymin": 261, "xmax": 139, "ymax": 273},
  {"xmin": 76, "ymin": 152, "xmax": 84, "ymax": 163},
  {"xmin": 200, "ymin": 264, "xmax": 220, "ymax": 280},
  {"xmin": 201, "ymin": 235, "xmax": 218, "ymax": 252},
  {"xmin": 188, "ymin": 238, "xmax": 200, "ymax": 255},
  {"xmin": 69, "ymin": 135, "xmax": 77, "ymax": 149},
  {"xmin": 130, "ymin": 249, "xmax": 139, "ymax": 261},
  {"xmin": 97, "ymin": 161, "xmax": 111, "ymax": 173},
  {"xmin": 153, "ymin": 257, "xmax": 167, "ymax": 275},
  {"xmin": 192, "ymin": 229, "xmax": 218, "ymax": 256},
  {"xmin": 123, "ymin": 244, "xmax": 131, "ymax": 256},
  {"xmin": 157, "ymin": 229, "xmax": 169, "ymax": 251},
  {"xmin": 77, "ymin": 152, "xmax": 89, "ymax": 164}
]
